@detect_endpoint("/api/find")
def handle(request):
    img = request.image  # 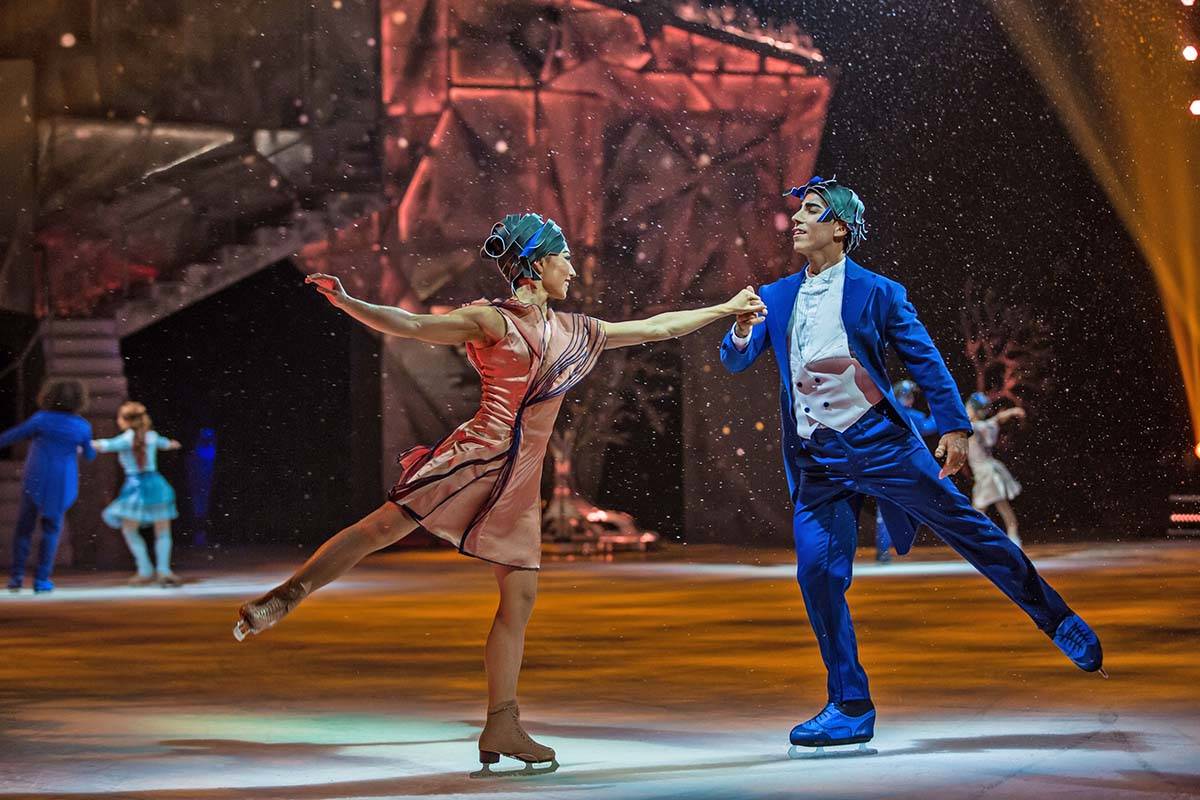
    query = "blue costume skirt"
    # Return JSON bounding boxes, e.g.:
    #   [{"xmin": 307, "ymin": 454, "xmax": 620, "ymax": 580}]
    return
[{"xmin": 102, "ymin": 471, "xmax": 179, "ymax": 528}]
